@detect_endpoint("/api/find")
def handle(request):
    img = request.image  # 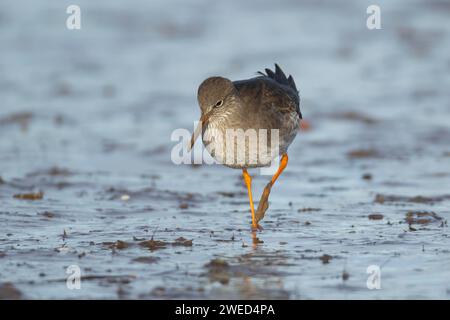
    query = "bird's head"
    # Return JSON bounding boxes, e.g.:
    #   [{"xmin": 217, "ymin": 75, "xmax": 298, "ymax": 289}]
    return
[
  {"xmin": 188, "ymin": 77, "xmax": 237, "ymax": 151},
  {"xmin": 197, "ymin": 76, "xmax": 235, "ymax": 115}
]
